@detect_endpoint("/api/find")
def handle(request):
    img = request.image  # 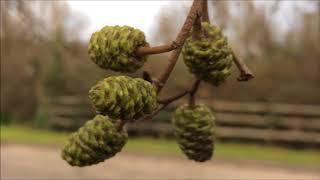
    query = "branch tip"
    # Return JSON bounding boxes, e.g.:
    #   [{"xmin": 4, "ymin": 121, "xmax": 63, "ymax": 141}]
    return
[{"xmin": 232, "ymin": 51, "xmax": 254, "ymax": 82}]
